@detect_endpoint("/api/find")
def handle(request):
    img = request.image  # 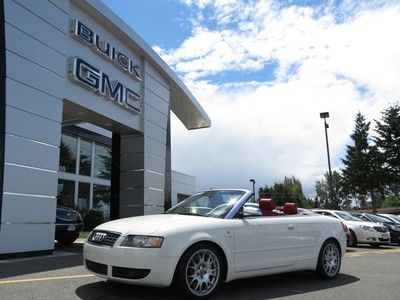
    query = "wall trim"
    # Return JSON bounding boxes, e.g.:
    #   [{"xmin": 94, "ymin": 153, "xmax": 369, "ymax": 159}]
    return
[{"xmin": 0, "ymin": 0, "xmax": 7, "ymax": 232}]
